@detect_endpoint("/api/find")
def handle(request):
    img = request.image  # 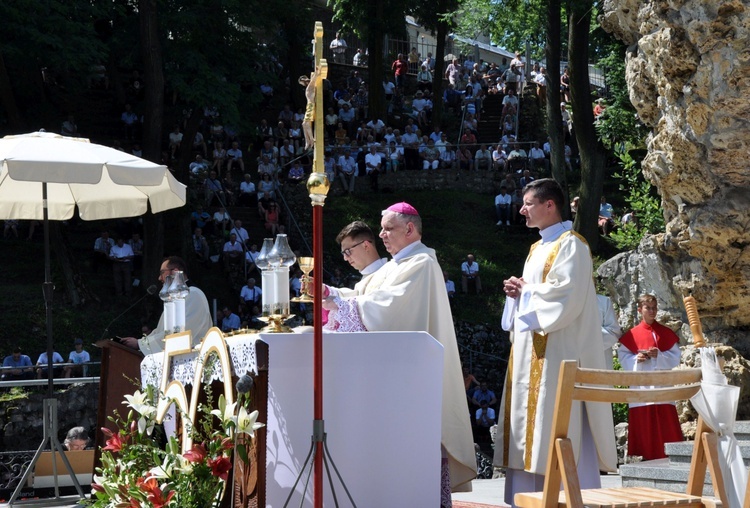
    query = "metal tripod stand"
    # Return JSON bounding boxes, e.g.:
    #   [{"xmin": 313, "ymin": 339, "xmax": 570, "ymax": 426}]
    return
[
  {"xmin": 282, "ymin": 419, "xmax": 357, "ymax": 508},
  {"xmin": 7, "ymin": 399, "xmax": 85, "ymax": 506}
]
